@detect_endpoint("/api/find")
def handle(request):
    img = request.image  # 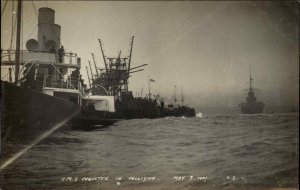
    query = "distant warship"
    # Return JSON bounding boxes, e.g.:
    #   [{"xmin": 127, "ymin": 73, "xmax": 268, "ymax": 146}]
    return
[{"xmin": 239, "ymin": 66, "xmax": 265, "ymax": 114}]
